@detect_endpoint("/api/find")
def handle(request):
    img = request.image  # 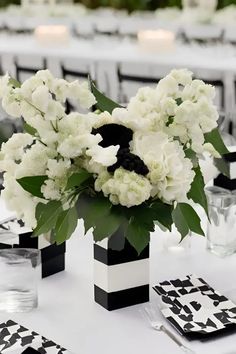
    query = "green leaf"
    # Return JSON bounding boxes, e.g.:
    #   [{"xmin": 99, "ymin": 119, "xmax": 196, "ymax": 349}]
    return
[
  {"xmin": 125, "ymin": 218, "xmax": 150, "ymax": 255},
  {"xmin": 33, "ymin": 201, "xmax": 62, "ymax": 236},
  {"xmin": 54, "ymin": 206, "xmax": 78, "ymax": 244},
  {"xmin": 17, "ymin": 175, "xmax": 48, "ymax": 198},
  {"xmin": 172, "ymin": 203, "xmax": 204, "ymax": 240},
  {"xmin": 77, "ymin": 193, "xmax": 112, "ymax": 233},
  {"xmin": 184, "ymin": 148, "xmax": 198, "ymax": 167},
  {"xmin": 24, "ymin": 122, "xmax": 37, "ymax": 136},
  {"xmin": 93, "ymin": 207, "xmax": 123, "ymax": 242},
  {"xmin": 150, "ymin": 200, "xmax": 173, "ymax": 231},
  {"xmin": 214, "ymin": 157, "xmax": 230, "ymax": 178},
  {"xmin": 187, "ymin": 165, "xmax": 209, "ymax": 219},
  {"xmin": 176, "ymin": 98, "xmax": 183, "ymax": 106},
  {"xmin": 9, "ymin": 77, "xmax": 21, "ymax": 88},
  {"xmin": 204, "ymin": 128, "xmax": 229, "ymax": 156},
  {"xmin": 66, "ymin": 171, "xmax": 92, "ymax": 190},
  {"xmin": 89, "ymin": 76, "xmax": 123, "ymax": 113}
]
